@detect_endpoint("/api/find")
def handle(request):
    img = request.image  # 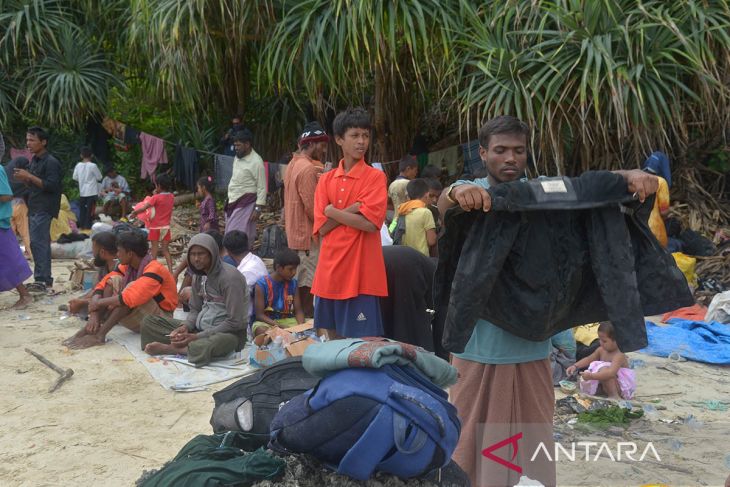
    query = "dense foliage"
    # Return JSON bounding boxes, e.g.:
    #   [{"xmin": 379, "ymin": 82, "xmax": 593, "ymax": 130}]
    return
[{"xmin": 2, "ymin": 0, "xmax": 729, "ymax": 180}]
